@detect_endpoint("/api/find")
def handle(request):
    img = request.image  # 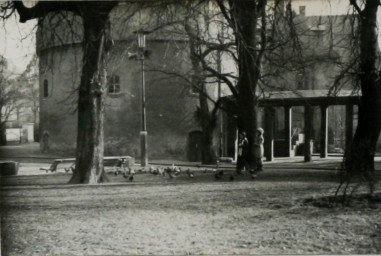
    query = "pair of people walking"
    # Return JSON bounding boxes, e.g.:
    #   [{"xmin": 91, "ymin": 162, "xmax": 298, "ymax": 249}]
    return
[{"xmin": 237, "ymin": 128, "xmax": 264, "ymax": 175}]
